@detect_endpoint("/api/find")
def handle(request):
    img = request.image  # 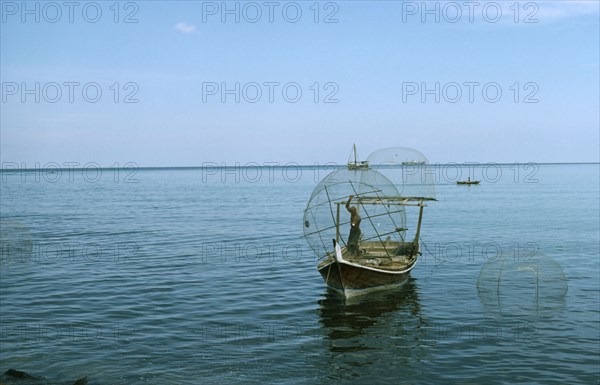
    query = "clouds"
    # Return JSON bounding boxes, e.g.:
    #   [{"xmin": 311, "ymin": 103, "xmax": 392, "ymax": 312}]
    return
[
  {"xmin": 537, "ymin": 1, "xmax": 600, "ymax": 21},
  {"xmin": 174, "ymin": 22, "xmax": 197, "ymax": 34}
]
